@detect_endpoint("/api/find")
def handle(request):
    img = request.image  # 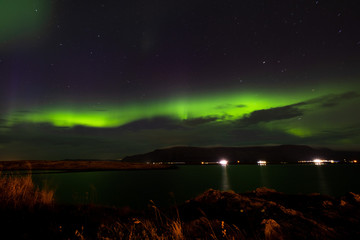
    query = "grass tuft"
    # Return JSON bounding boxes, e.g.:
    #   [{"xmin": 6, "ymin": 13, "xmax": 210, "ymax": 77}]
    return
[{"xmin": 0, "ymin": 172, "xmax": 54, "ymax": 209}]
